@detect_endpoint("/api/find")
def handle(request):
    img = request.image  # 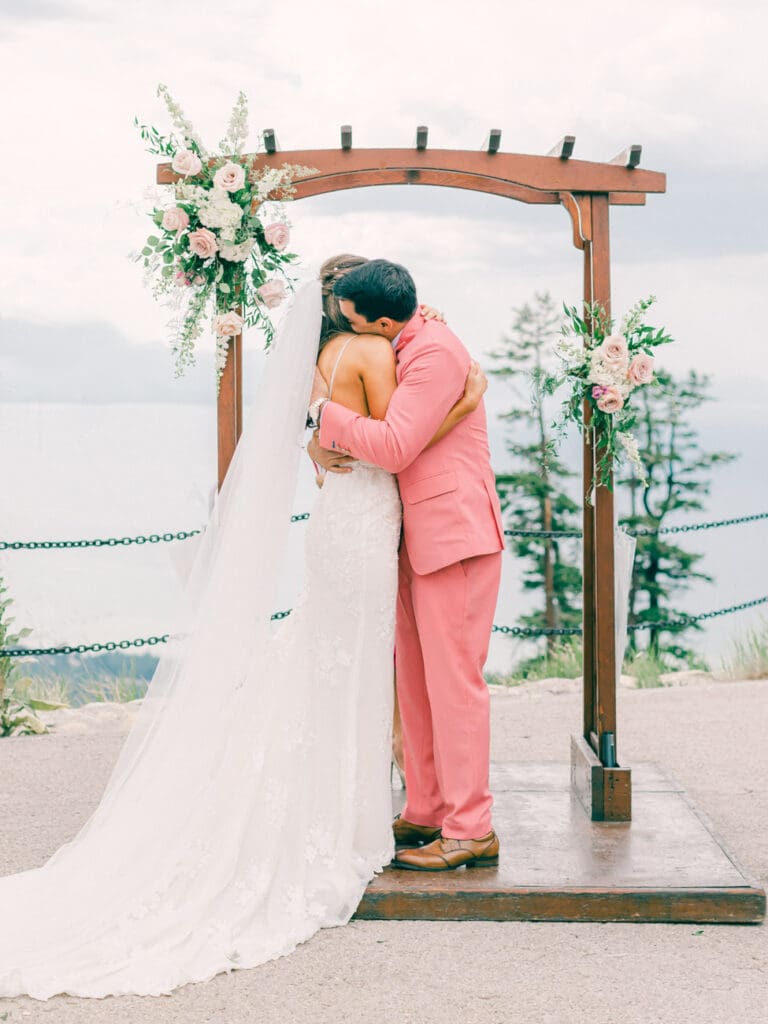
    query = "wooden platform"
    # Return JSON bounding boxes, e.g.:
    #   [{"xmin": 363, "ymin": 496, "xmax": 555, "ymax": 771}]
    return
[{"xmin": 355, "ymin": 762, "xmax": 765, "ymax": 924}]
